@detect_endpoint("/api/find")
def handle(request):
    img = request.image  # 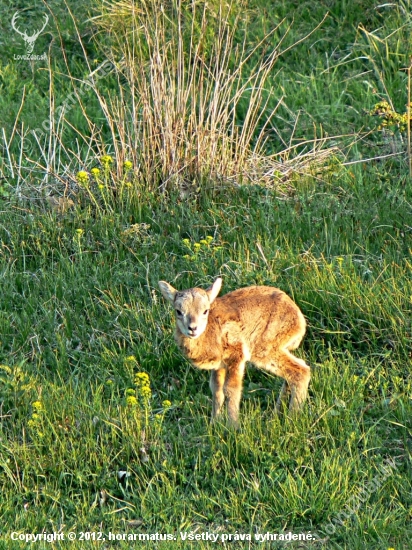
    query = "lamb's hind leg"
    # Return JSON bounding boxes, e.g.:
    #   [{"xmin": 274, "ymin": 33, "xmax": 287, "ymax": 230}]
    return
[
  {"xmin": 260, "ymin": 351, "xmax": 310, "ymax": 412},
  {"xmin": 274, "ymin": 381, "xmax": 291, "ymax": 413},
  {"xmin": 280, "ymin": 350, "xmax": 310, "ymax": 411}
]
